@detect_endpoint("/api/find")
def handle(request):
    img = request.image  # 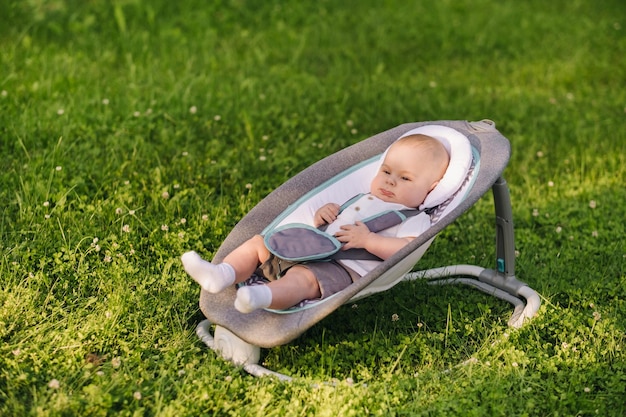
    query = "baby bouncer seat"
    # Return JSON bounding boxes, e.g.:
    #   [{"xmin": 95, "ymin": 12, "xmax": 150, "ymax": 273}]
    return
[{"xmin": 194, "ymin": 120, "xmax": 541, "ymax": 380}]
